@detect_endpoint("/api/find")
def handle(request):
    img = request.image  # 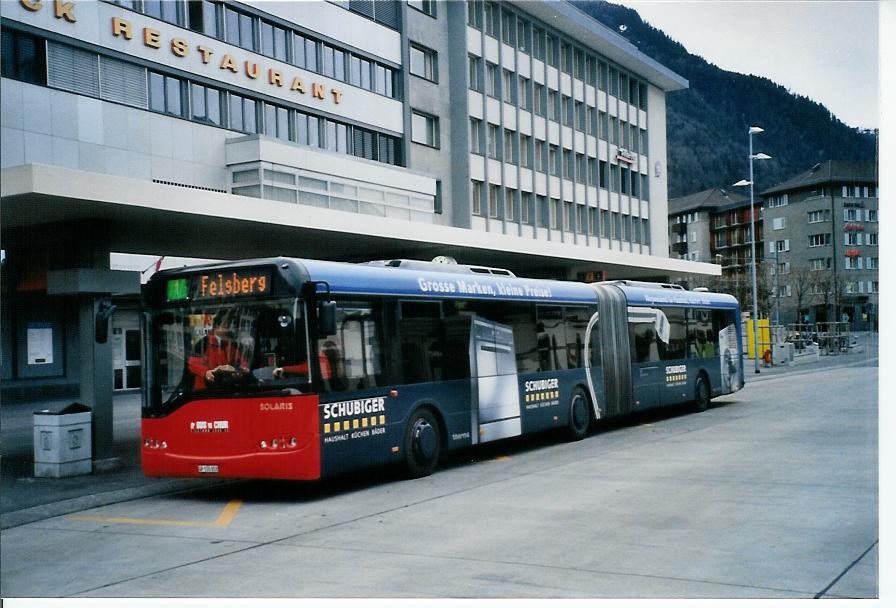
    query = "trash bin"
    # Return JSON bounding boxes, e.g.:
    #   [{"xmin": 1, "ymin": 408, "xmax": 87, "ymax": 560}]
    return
[{"xmin": 33, "ymin": 402, "xmax": 92, "ymax": 478}]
